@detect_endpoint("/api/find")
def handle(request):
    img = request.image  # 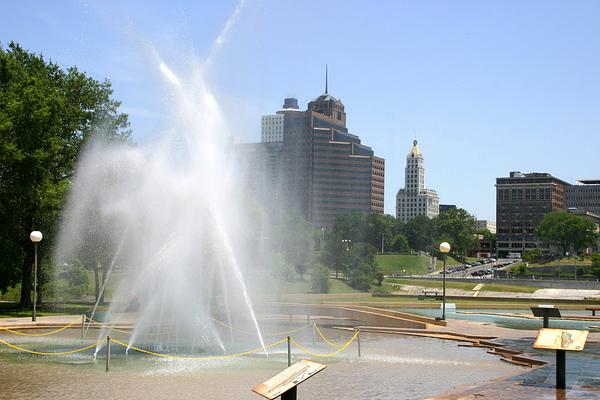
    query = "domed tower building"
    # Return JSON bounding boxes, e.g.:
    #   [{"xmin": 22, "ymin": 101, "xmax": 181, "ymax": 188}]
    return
[{"xmin": 396, "ymin": 140, "xmax": 439, "ymax": 222}]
